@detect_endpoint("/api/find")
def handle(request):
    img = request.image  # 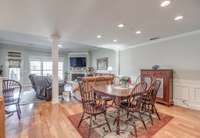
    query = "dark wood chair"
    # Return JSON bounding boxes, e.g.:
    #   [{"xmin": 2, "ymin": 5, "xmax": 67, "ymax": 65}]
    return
[
  {"xmin": 135, "ymin": 75, "xmax": 153, "ymax": 90},
  {"xmin": 78, "ymin": 81, "xmax": 111, "ymax": 138},
  {"xmin": 94, "ymin": 77, "xmax": 113, "ymax": 107},
  {"xmin": 119, "ymin": 82, "xmax": 148, "ymax": 137},
  {"xmin": 2, "ymin": 80, "xmax": 22, "ymax": 120},
  {"xmin": 141, "ymin": 80, "xmax": 161, "ymax": 123},
  {"xmin": 119, "ymin": 81, "xmax": 147, "ymax": 109}
]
